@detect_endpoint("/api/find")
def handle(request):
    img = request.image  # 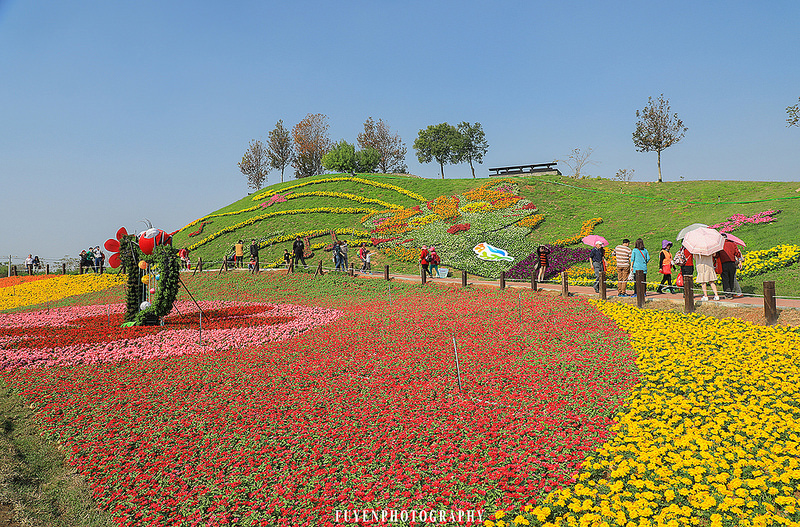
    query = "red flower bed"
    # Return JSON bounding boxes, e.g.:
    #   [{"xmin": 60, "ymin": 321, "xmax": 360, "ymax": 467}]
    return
[
  {"xmin": 188, "ymin": 221, "xmax": 211, "ymax": 237},
  {"xmin": 1, "ymin": 288, "xmax": 637, "ymax": 525},
  {"xmin": 447, "ymin": 223, "xmax": 471, "ymax": 234}
]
